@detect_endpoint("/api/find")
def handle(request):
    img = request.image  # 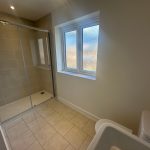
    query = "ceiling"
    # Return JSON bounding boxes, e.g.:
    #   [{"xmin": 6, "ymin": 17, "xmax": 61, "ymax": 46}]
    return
[{"xmin": 0, "ymin": 0, "xmax": 67, "ymax": 21}]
